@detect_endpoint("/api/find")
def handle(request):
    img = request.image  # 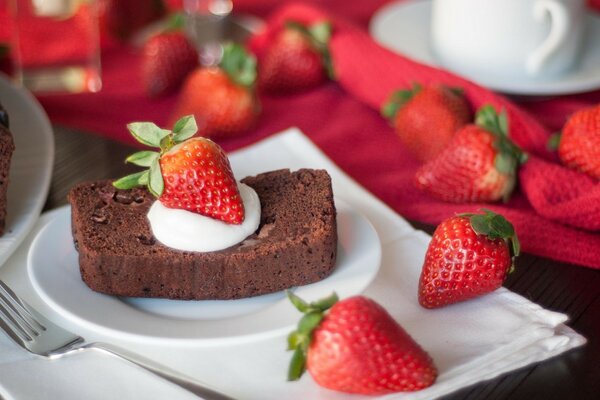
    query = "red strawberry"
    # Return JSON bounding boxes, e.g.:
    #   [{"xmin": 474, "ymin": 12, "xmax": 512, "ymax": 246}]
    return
[
  {"xmin": 287, "ymin": 292, "xmax": 437, "ymax": 395},
  {"xmin": 169, "ymin": 43, "xmax": 259, "ymax": 138},
  {"xmin": 415, "ymin": 105, "xmax": 527, "ymax": 203},
  {"xmin": 382, "ymin": 84, "xmax": 471, "ymax": 163},
  {"xmin": 113, "ymin": 115, "xmax": 244, "ymax": 224},
  {"xmin": 419, "ymin": 209, "xmax": 520, "ymax": 308},
  {"xmin": 142, "ymin": 31, "xmax": 198, "ymax": 97},
  {"xmin": 553, "ymin": 104, "xmax": 600, "ymax": 179},
  {"xmin": 258, "ymin": 21, "xmax": 333, "ymax": 94}
]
